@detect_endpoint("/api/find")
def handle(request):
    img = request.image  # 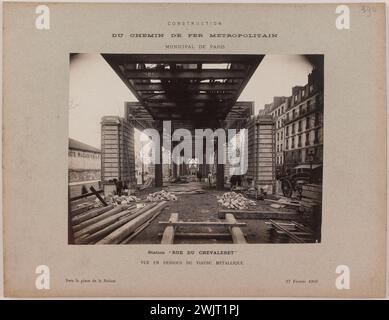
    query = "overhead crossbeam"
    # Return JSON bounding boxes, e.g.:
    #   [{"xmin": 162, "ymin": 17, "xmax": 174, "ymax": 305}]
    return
[{"xmin": 102, "ymin": 54, "xmax": 264, "ymax": 125}]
